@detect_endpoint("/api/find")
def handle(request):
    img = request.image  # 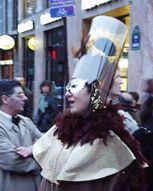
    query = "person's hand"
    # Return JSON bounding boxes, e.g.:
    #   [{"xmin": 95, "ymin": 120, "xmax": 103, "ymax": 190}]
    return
[{"xmin": 16, "ymin": 146, "xmax": 33, "ymax": 158}]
